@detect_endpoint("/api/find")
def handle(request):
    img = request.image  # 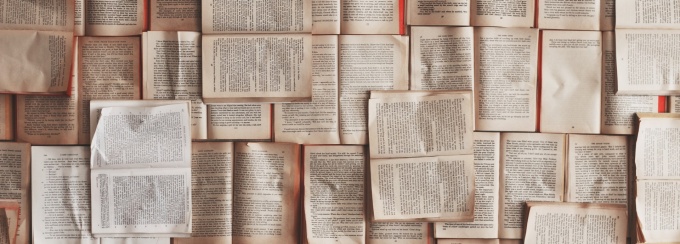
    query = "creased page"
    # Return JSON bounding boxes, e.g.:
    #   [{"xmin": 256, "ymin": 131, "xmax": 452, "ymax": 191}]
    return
[
  {"xmin": 540, "ymin": 30, "xmax": 601, "ymax": 134},
  {"xmin": 366, "ymin": 222, "xmax": 429, "ymax": 244},
  {"xmin": 0, "ymin": 30, "xmax": 72, "ymax": 94},
  {"xmin": 636, "ymin": 180, "xmax": 680, "ymax": 243},
  {"xmin": 615, "ymin": 29, "xmax": 680, "ymax": 95},
  {"xmin": 341, "ymin": 0, "xmax": 402, "ymax": 34},
  {"xmin": 233, "ymin": 142, "xmax": 300, "ymax": 244},
  {"xmin": 0, "ymin": 0, "xmax": 74, "ymax": 31},
  {"xmin": 368, "ymin": 92, "xmax": 473, "ymax": 158},
  {"xmin": 635, "ymin": 116, "xmax": 680, "ymax": 179},
  {"xmin": 338, "ymin": 35, "xmax": 408, "ymax": 144},
  {"xmin": 202, "ymin": 0, "xmax": 311, "ymax": 34},
  {"xmin": 150, "ymin": 0, "xmax": 200, "ymax": 31},
  {"xmin": 312, "ymin": 0, "xmax": 340, "ymax": 34},
  {"xmin": 407, "ymin": 0, "xmax": 469, "ymax": 26},
  {"xmin": 207, "ymin": 104, "xmax": 272, "ymax": 140},
  {"xmin": 435, "ymin": 132, "xmax": 499, "ymax": 239},
  {"xmin": 143, "ymin": 31, "xmax": 207, "ymax": 140},
  {"xmin": 410, "ymin": 27, "xmax": 473, "ymax": 91},
  {"xmin": 0, "ymin": 202, "xmax": 20, "ymax": 244},
  {"xmin": 274, "ymin": 35, "xmax": 340, "ymax": 144},
  {"xmin": 85, "ymin": 0, "xmax": 144, "ymax": 36},
  {"xmin": 31, "ymin": 146, "xmax": 98, "ymax": 244},
  {"xmin": 474, "ymin": 27, "xmax": 538, "ymax": 132},
  {"xmin": 566, "ymin": 134, "xmax": 627, "ymax": 204},
  {"xmin": 304, "ymin": 145, "xmax": 365, "ymax": 244},
  {"xmin": 537, "ymin": 0, "xmax": 602, "ymax": 30},
  {"xmin": 0, "ymin": 95, "xmax": 11, "ymax": 141},
  {"xmin": 499, "ymin": 133, "xmax": 565, "ymax": 239},
  {"xmin": 616, "ymin": 0, "xmax": 680, "ymax": 29},
  {"xmin": 0, "ymin": 143, "xmax": 29, "ymax": 244},
  {"xmin": 471, "ymin": 0, "xmax": 534, "ymax": 27}
]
